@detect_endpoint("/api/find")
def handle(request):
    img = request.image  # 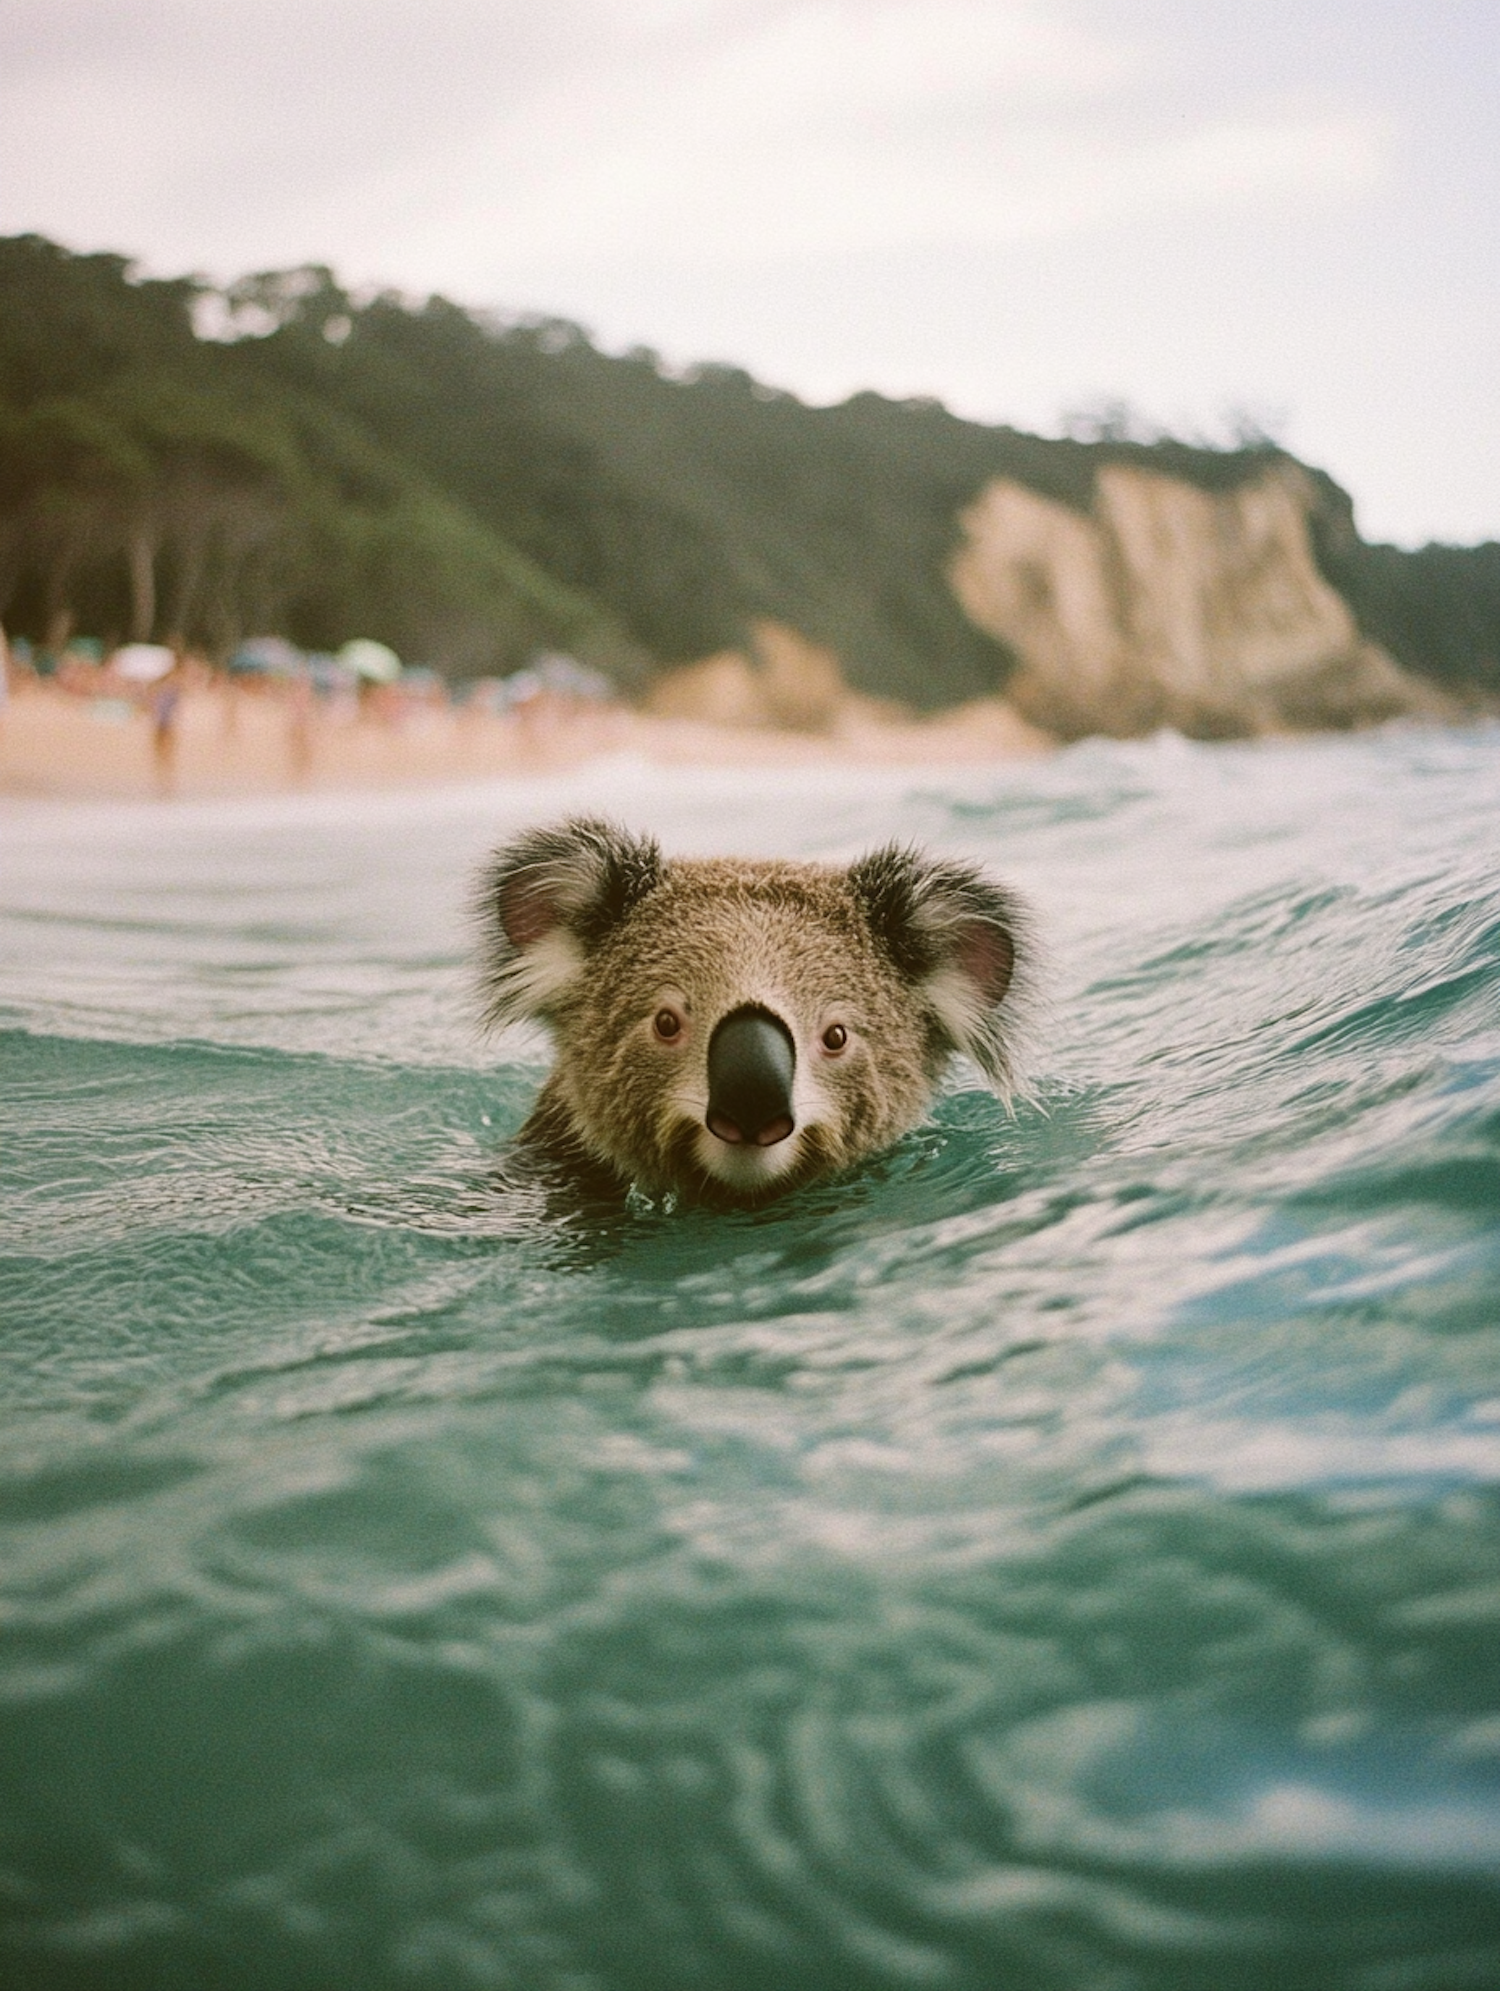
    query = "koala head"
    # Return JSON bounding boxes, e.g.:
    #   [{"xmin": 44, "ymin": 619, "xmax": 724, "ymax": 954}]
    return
[{"xmin": 476, "ymin": 816, "xmax": 1031, "ymax": 1206}]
